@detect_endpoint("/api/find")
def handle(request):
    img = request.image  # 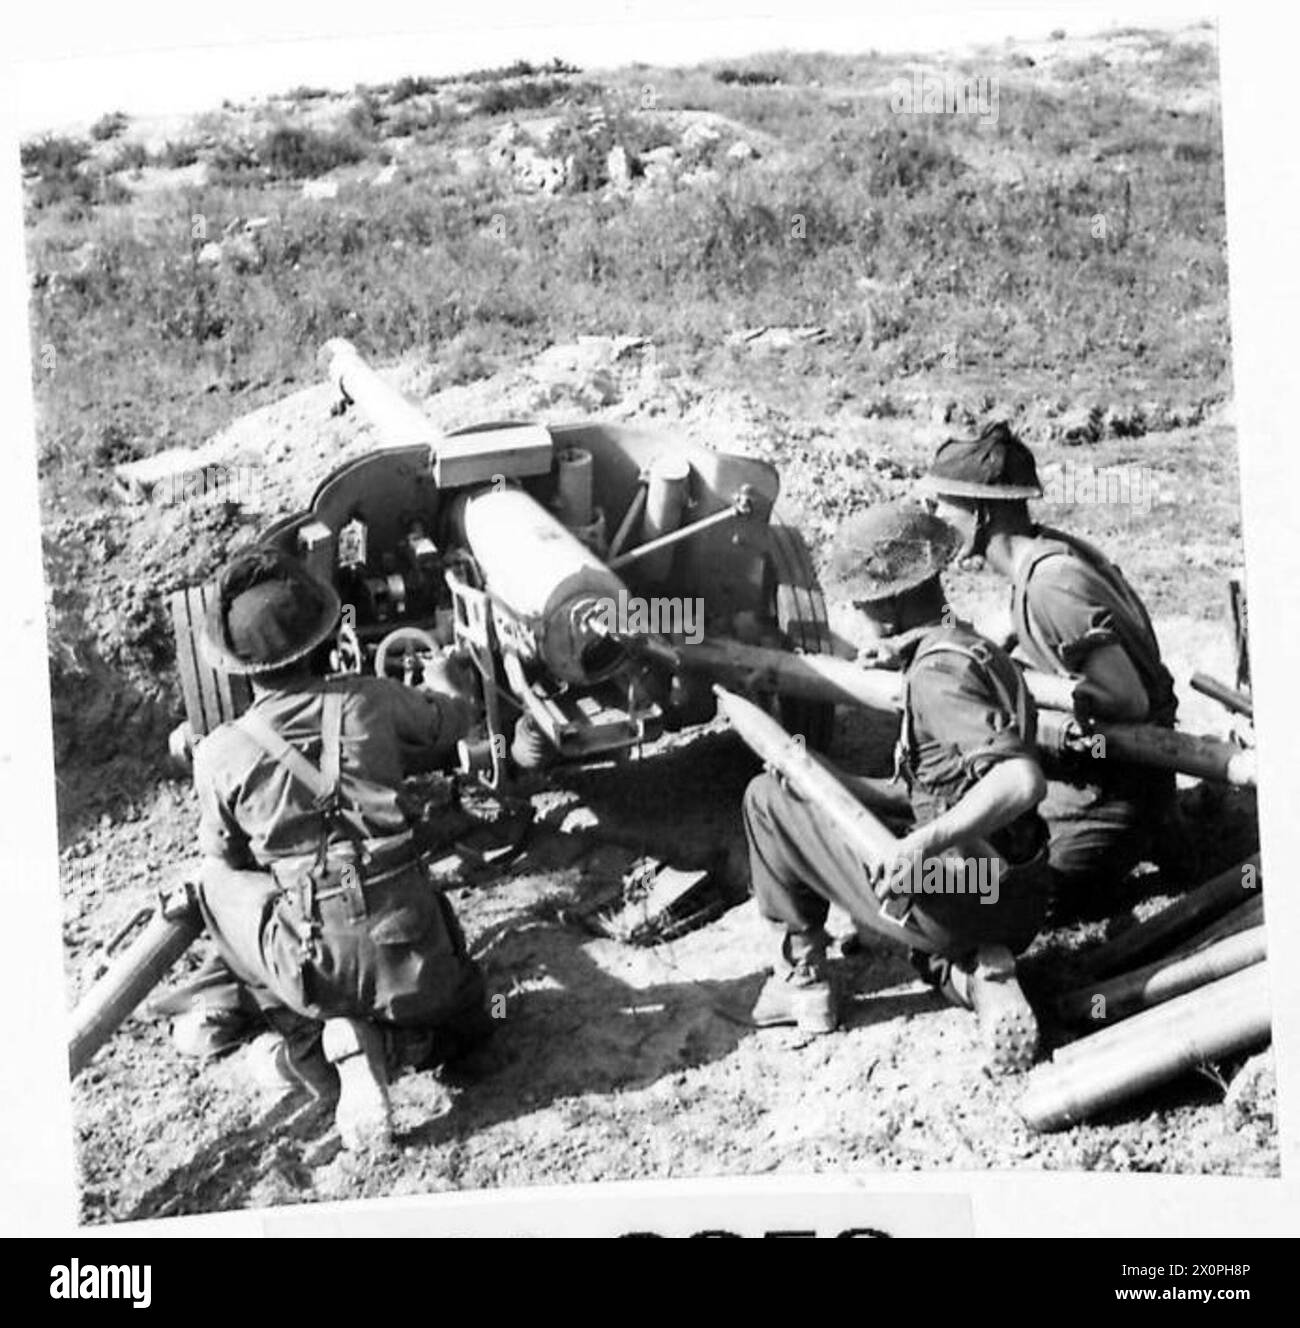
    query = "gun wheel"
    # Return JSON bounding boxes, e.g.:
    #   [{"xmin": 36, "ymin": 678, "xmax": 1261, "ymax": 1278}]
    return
[
  {"xmin": 766, "ymin": 521, "xmax": 835, "ymax": 753},
  {"xmin": 169, "ymin": 584, "xmax": 252, "ymax": 739}
]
